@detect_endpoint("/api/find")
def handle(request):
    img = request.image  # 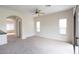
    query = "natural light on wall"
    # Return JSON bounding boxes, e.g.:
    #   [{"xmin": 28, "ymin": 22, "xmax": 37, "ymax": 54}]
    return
[
  {"xmin": 36, "ymin": 21, "xmax": 40, "ymax": 32},
  {"xmin": 59, "ymin": 18, "xmax": 67, "ymax": 35}
]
